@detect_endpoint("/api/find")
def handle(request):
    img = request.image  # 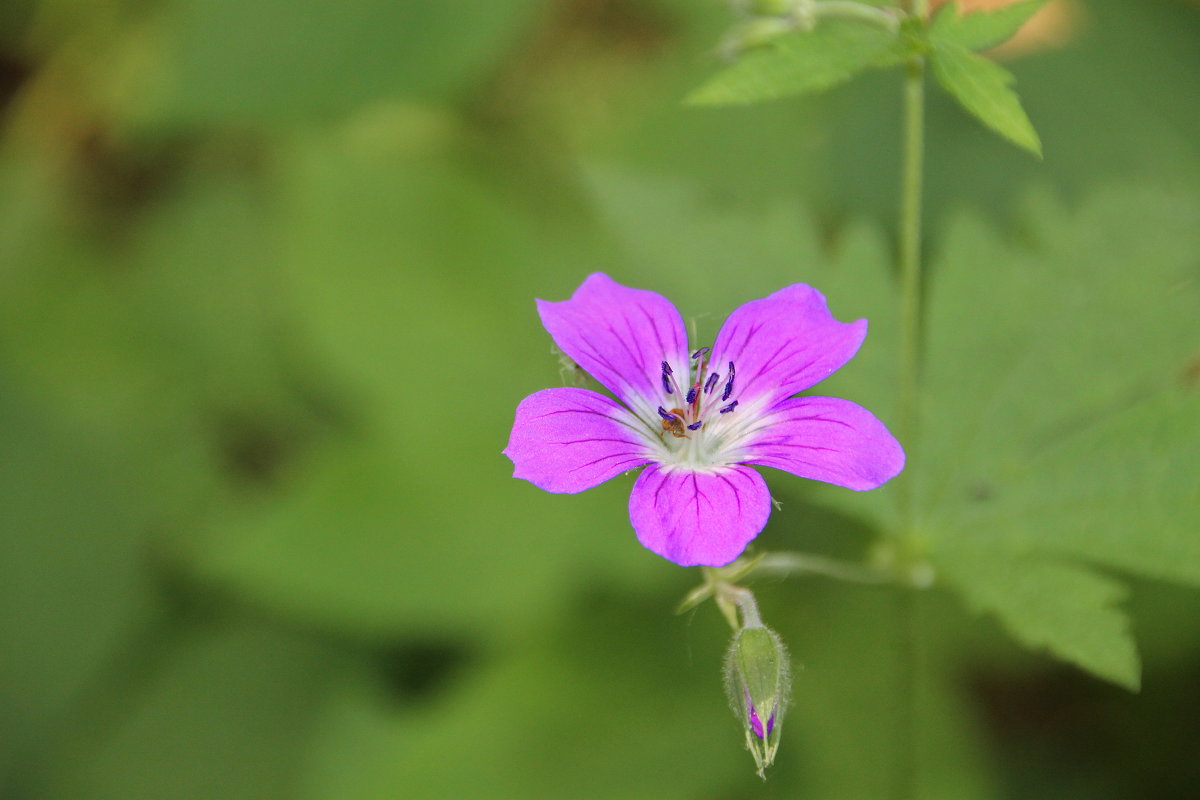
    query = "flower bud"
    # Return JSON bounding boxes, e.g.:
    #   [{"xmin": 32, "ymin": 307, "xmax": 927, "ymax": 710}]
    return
[{"xmin": 723, "ymin": 624, "xmax": 791, "ymax": 778}]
